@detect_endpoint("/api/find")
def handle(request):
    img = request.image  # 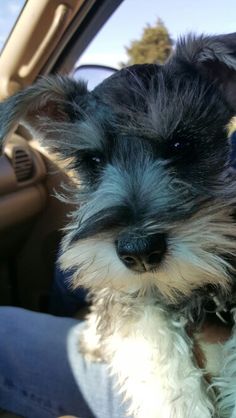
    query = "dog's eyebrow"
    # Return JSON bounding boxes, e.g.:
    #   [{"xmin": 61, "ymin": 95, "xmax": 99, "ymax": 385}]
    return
[
  {"xmin": 71, "ymin": 205, "xmax": 132, "ymax": 241},
  {"xmin": 41, "ymin": 117, "xmax": 105, "ymax": 154}
]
